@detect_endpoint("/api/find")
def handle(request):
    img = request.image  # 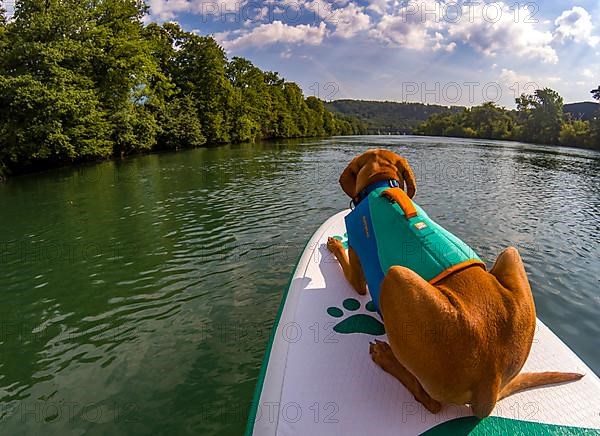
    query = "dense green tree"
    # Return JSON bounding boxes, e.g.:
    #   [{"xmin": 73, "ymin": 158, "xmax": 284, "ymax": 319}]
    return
[
  {"xmin": 0, "ymin": 2, "xmax": 359, "ymax": 179},
  {"xmin": 142, "ymin": 22, "xmax": 206, "ymax": 150},
  {"xmin": 516, "ymin": 88, "xmax": 564, "ymax": 144},
  {"xmin": 153, "ymin": 96, "xmax": 206, "ymax": 150},
  {"xmin": 469, "ymin": 102, "xmax": 515, "ymax": 139},
  {"xmin": 226, "ymin": 57, "xmax": 268, "ymax": 142},
  {"xmin": 0, "ymin": 75, "xmax": 111, "ymax": 172},
  {"xmin": 559, "ymin": 119, "xmax": 591, "ymax": 148},
  {"xmin": 0, "ymin": 0, "xmax": 114, "ymax": 172},
  {"xmin": 305, "ymin": 96, "xmax": 327, "ymax": 137},
  {"xmin": 90, "ymin": 0, "xmax": 160, "ymax": 157},
  {"xmin": 173, "ymin": 33, "xmax": 233, "ymax": 143}
]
